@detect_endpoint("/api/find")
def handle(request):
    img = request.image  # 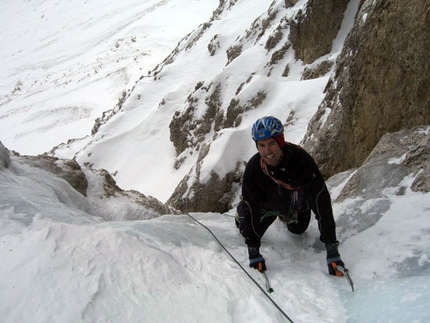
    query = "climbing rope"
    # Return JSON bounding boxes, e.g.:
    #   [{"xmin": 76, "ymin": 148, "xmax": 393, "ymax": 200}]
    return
[{"xmin": 186, "ymin": 213, "xmax": 295, "ymax": 323}]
